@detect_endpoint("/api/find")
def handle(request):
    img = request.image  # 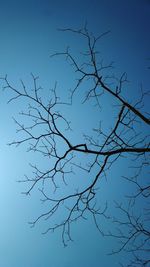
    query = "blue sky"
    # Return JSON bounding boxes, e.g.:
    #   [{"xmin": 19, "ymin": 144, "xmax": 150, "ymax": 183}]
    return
[{"xmin": 0, "ymin": 1, "xmax": 150, "ymax": 267}]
